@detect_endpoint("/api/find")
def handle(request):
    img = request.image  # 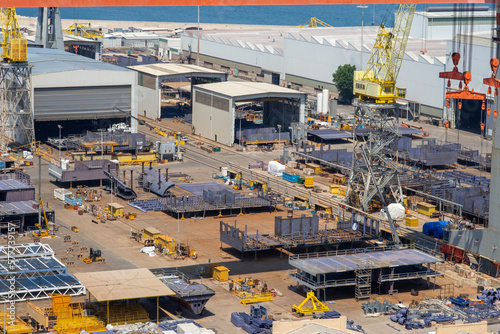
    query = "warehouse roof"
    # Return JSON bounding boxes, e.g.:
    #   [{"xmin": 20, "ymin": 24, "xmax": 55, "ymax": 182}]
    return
[
  {"xmin": 128, "ymin": 63, "xmax": 227, "ymax": 80},
  {"xmin": 27, "ymin": 47, "xmax": 131, "ymax": 74},
  {"xmin": 194, "ymin": 81, "xmax": 306, "ymax": 100},
  {"xmin": 75, "ymin": 268, "xmax": 175, "ymax": 302},
  {"xmin": 0, "ymin": 200, "xmax": 41, "ymax": 216},
  {"xmin": 184, "ymin": 25, "xmax": 448, "ymax": 62}
]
